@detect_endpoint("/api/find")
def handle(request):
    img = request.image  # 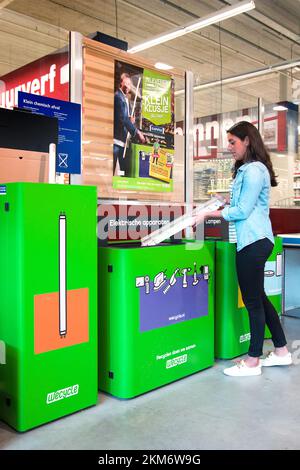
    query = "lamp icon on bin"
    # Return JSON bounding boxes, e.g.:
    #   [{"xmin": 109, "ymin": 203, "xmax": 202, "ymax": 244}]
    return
[
  {"xmin": 200, "ymin": 265, "xmax": 209, "ymax": 281},
  {"xmin": 59, "ymin": 213, "xmax": 67, "ymax": 337},
  {"xmin": 163, "ymin": 268, "xmax": 180, "ymax": 295}
]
